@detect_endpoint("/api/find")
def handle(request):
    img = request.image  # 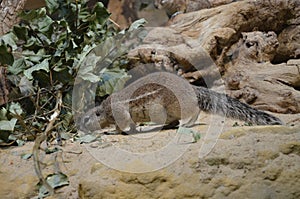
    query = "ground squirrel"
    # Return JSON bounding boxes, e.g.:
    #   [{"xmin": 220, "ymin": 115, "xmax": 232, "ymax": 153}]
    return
[{"xmin": 80, "ymin": 72, "xmax": 283, "ymax": 133}]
